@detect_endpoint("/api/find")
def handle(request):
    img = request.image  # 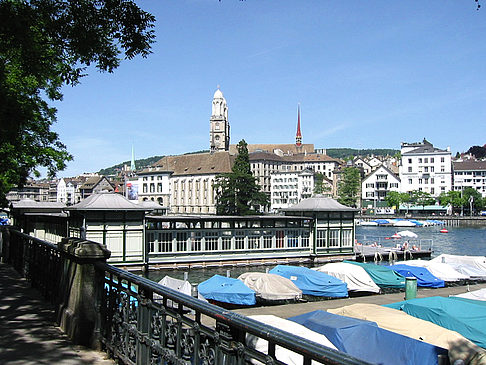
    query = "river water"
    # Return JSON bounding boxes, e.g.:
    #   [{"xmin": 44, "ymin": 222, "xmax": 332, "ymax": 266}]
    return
[{"xmin": 145, "ymin": 224, "xmax": 486, "ymax": 284}]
